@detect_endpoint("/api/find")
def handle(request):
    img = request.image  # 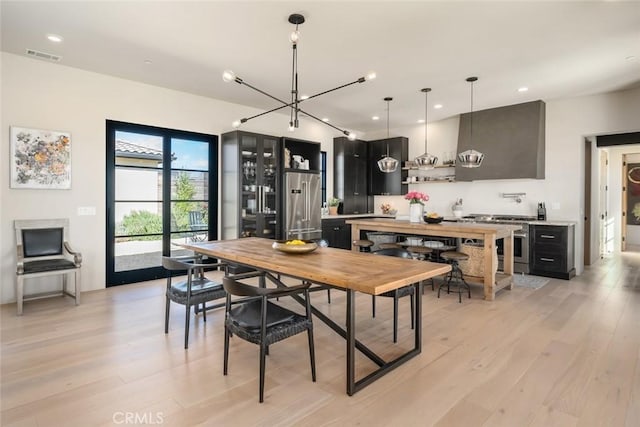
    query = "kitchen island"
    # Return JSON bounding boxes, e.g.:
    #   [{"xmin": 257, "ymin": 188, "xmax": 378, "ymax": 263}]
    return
[{"xmin": 346, "ymin": 218, "xmax": 522, "ymax": 300}]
